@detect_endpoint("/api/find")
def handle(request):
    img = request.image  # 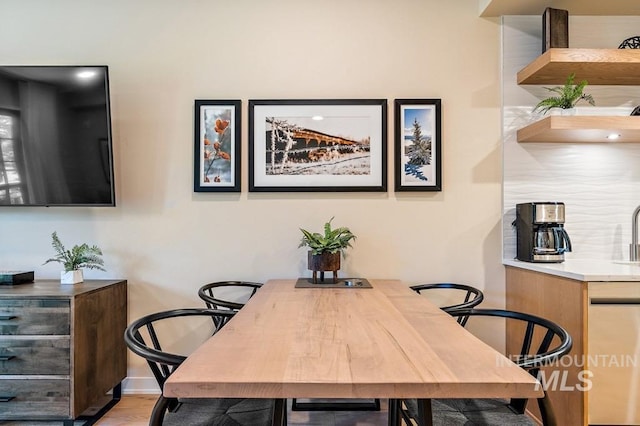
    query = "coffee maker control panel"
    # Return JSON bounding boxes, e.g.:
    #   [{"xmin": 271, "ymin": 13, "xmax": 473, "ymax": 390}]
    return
[{"xmin": 533, "ymin": 203, "xmax": 565, "ymax": 224}]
